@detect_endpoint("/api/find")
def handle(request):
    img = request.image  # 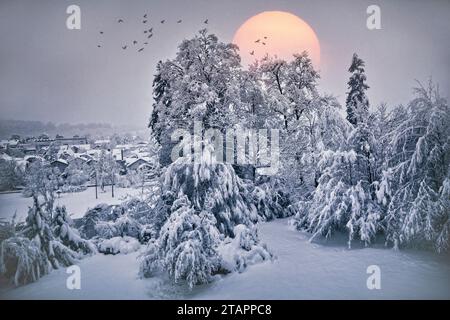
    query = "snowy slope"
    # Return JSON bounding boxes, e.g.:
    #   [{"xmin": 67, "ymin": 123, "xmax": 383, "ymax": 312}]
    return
[
  {"xmin": 194, "ymin": 219, "xmax": 450, "ymax": 299},
  {"xmin": 1, "ymin": 219, "xmax": 449, "ymax": 299}
]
